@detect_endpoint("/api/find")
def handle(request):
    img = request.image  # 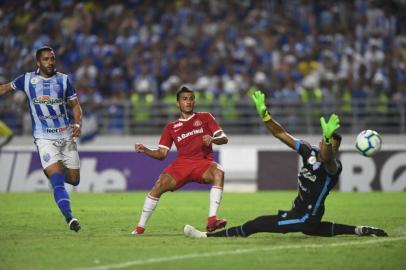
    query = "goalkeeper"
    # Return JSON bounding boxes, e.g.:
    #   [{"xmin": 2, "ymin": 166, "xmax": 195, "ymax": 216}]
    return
[{"xmin": 184, "ymin": 90, "xmax": 387, "ymax": 238}]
